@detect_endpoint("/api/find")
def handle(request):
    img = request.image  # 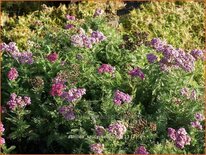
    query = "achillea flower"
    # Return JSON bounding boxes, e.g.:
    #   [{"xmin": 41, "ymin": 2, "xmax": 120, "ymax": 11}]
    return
[
  {"xmin": 180, "ymin": 88, "xmax": 197, "ymax": 100},
  {"xmin": 150, "ymin": 38, "xmax": 197, "ymax": 72},
  {"xmin": 190, "ymin": 49, "xmax": 204, "ymax": 60},
  {"xmin": 113, "ymin": 90, "xmax": 132, "ymax": 105},
  {"xmin": 146, "ymin": 53, "xmax": 157, "ymax": 63},
  {"xmin": 94, "ymin": 8, "xmax": 104, "ymax": 17},
  {"xmin": 98, "ymin": 64, "xmax": 115, "ymax": 74},
  {"xmin": 108, "ymin": 121, "xmax": 127, "ymax": 139},
  {"xmin": 0, "ymin": 123, "xmax": 5, "ymax": 133},
  {"xmin": 61, "ymin": 88, "xmax": 86, "ymax": 102},
  {"xmin": 190, "ymin": 90, "xmax": 197, "ymax": 100},
  {"xmin": 7, "ymin": 68, "xmax": 18, "ymax": 80},
  {"xmin": 128, "ymin": 67, "xmax": 145, "ymax": 80},
  {"xmin": 134, "ymin": 146, "xmax": 149, "ymax": 154},
  {"xmin": 195, "ymin": 113, "xmax": 205, "ymax": 121},
  {"xmin": 168, "ymin": 127, "xmax": 191, "ymax": 149},
  {"xmin": 66, "ymin": 14, "xmax": 75, "ymax": 20},
  {"xmin": 47, "ymin": 52, "xmax": 58, "ymax": 63},
  {"xmin": 65, "ymin": 24, "xmax": 75, "ymax": 29},
  {"xmin": 7, "ymin": 93, "xmax": 31, "ymax": 110},
  {"xmin": 59, "ymin": 105, "xmax": 75, "ymax": 120},
  {"xmin": 71, "ymin": 30, "xmax": 106, "ymax": 48},
  {"xmin": 191, "ymin": 121, "xmax": 202, "ymax": 130},
  {"xmin": 0, "ymin": 137, "xmax": 5, "ymax": 145},
  {"xmin": 95, "ymin": 125, "xmax": 105, "ymax": 136},
  {"xmin": 18, "ymin": 51, "xmax": 34, "ymax": 64},
  {"xmin": 50, "ymin": 83, "xmax": 65, "ymax": 96},
  {"xmin": 90, "ymin": 143, "xmax": 104, "ymax": 154},
  {"xmin": 180, "ymin": 87, "xmax": 190, "ymax": 98}
]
